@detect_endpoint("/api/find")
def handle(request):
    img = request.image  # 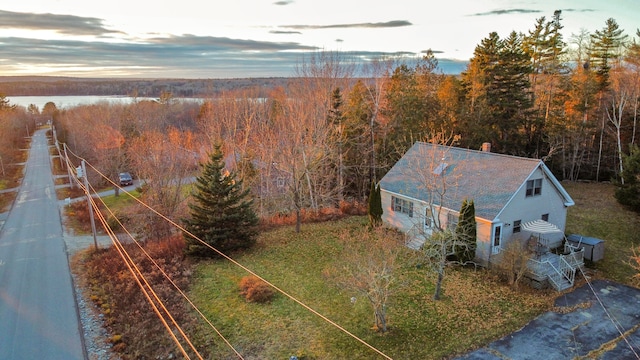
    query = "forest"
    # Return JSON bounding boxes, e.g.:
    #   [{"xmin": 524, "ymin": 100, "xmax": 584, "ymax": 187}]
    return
[{"xmin": 2, "ymin": 11, "xmax": 640, "ymax": 229}]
